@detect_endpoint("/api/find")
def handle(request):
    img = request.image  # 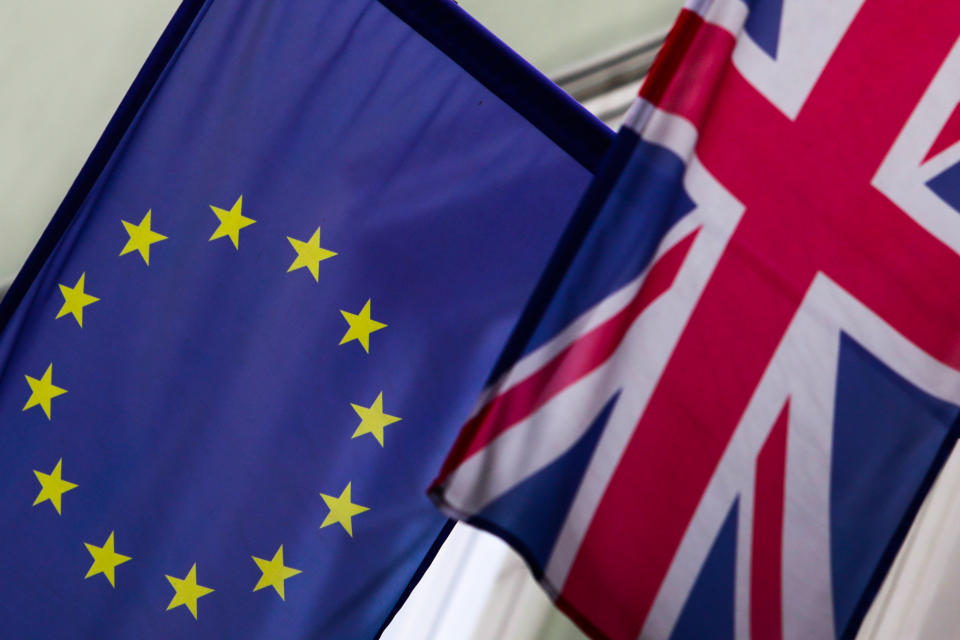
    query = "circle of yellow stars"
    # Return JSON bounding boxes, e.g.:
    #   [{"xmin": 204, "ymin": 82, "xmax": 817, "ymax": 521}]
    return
[{"xmin": 23, "ymin": 194, "xmax": 406, "ymax": 619}]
